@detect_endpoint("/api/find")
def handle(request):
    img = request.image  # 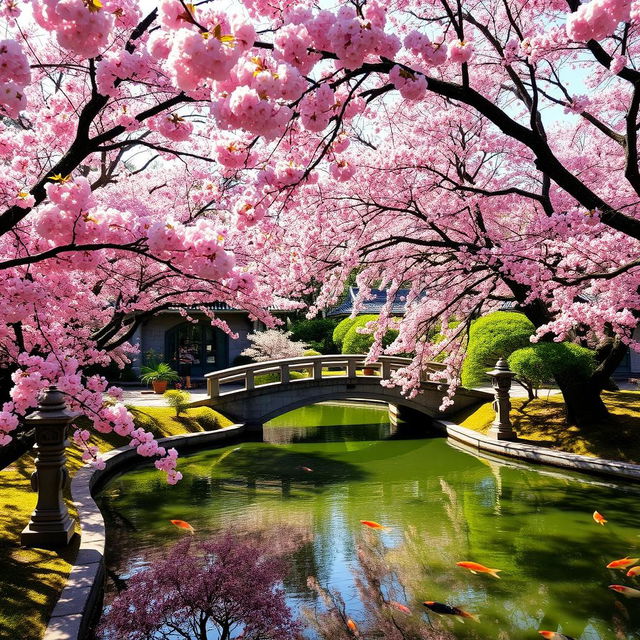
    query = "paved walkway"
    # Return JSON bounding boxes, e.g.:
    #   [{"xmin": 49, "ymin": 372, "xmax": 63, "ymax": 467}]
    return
[{"xmin": 120, "ymin": 386, "xmax": 209, "ymax": 407}]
